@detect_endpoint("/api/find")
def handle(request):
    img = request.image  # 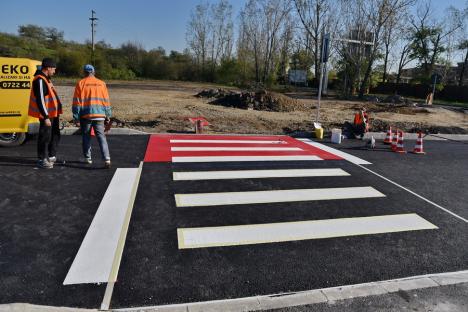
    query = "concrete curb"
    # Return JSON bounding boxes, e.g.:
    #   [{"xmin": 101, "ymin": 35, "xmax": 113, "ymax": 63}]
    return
[
  {"xmin": 119, "ymin": 270, "xmax": 467, "ymax": 311},
  {"xmin": 60, "ymin": 127, "xmax": 147, "ymax": 135},
  {"xmin": 1, "ymin": 273, "xmax": 467, "ymax": 312},
  {"xmin": 0, "ymin": 257, "xmax": 466, "ymax": 312}
]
